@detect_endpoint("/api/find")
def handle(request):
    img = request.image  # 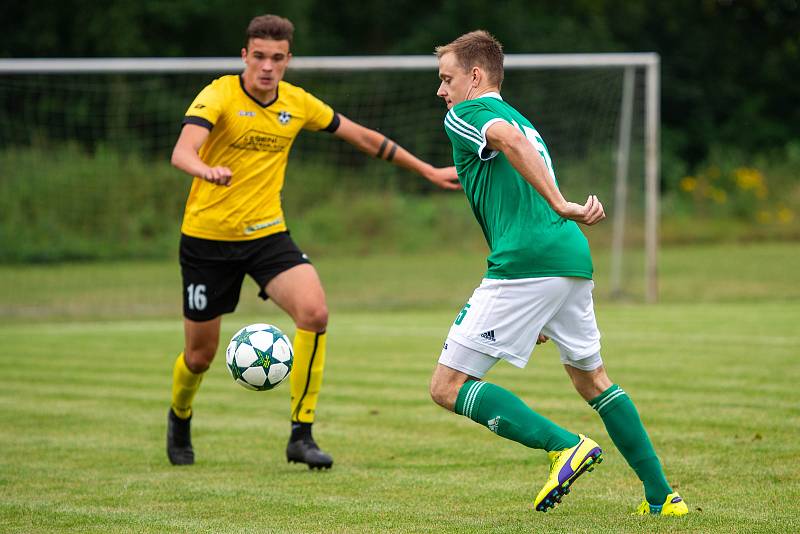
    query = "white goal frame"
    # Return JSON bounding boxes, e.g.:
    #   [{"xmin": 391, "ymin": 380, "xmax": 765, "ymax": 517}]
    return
[{"xmin": 0, "ymin": 53, "xmax": 660, "ymax": 302}]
